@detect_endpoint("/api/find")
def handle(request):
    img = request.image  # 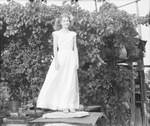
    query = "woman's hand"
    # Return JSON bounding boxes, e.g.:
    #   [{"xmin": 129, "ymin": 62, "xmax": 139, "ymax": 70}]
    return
[
  {"xmin": 75, "ymin": 63, "xmax": 79, "ymax": 70},
  {"xmin": 55, "ymin": 61, "xmax": 60, "ymax": 70}
]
